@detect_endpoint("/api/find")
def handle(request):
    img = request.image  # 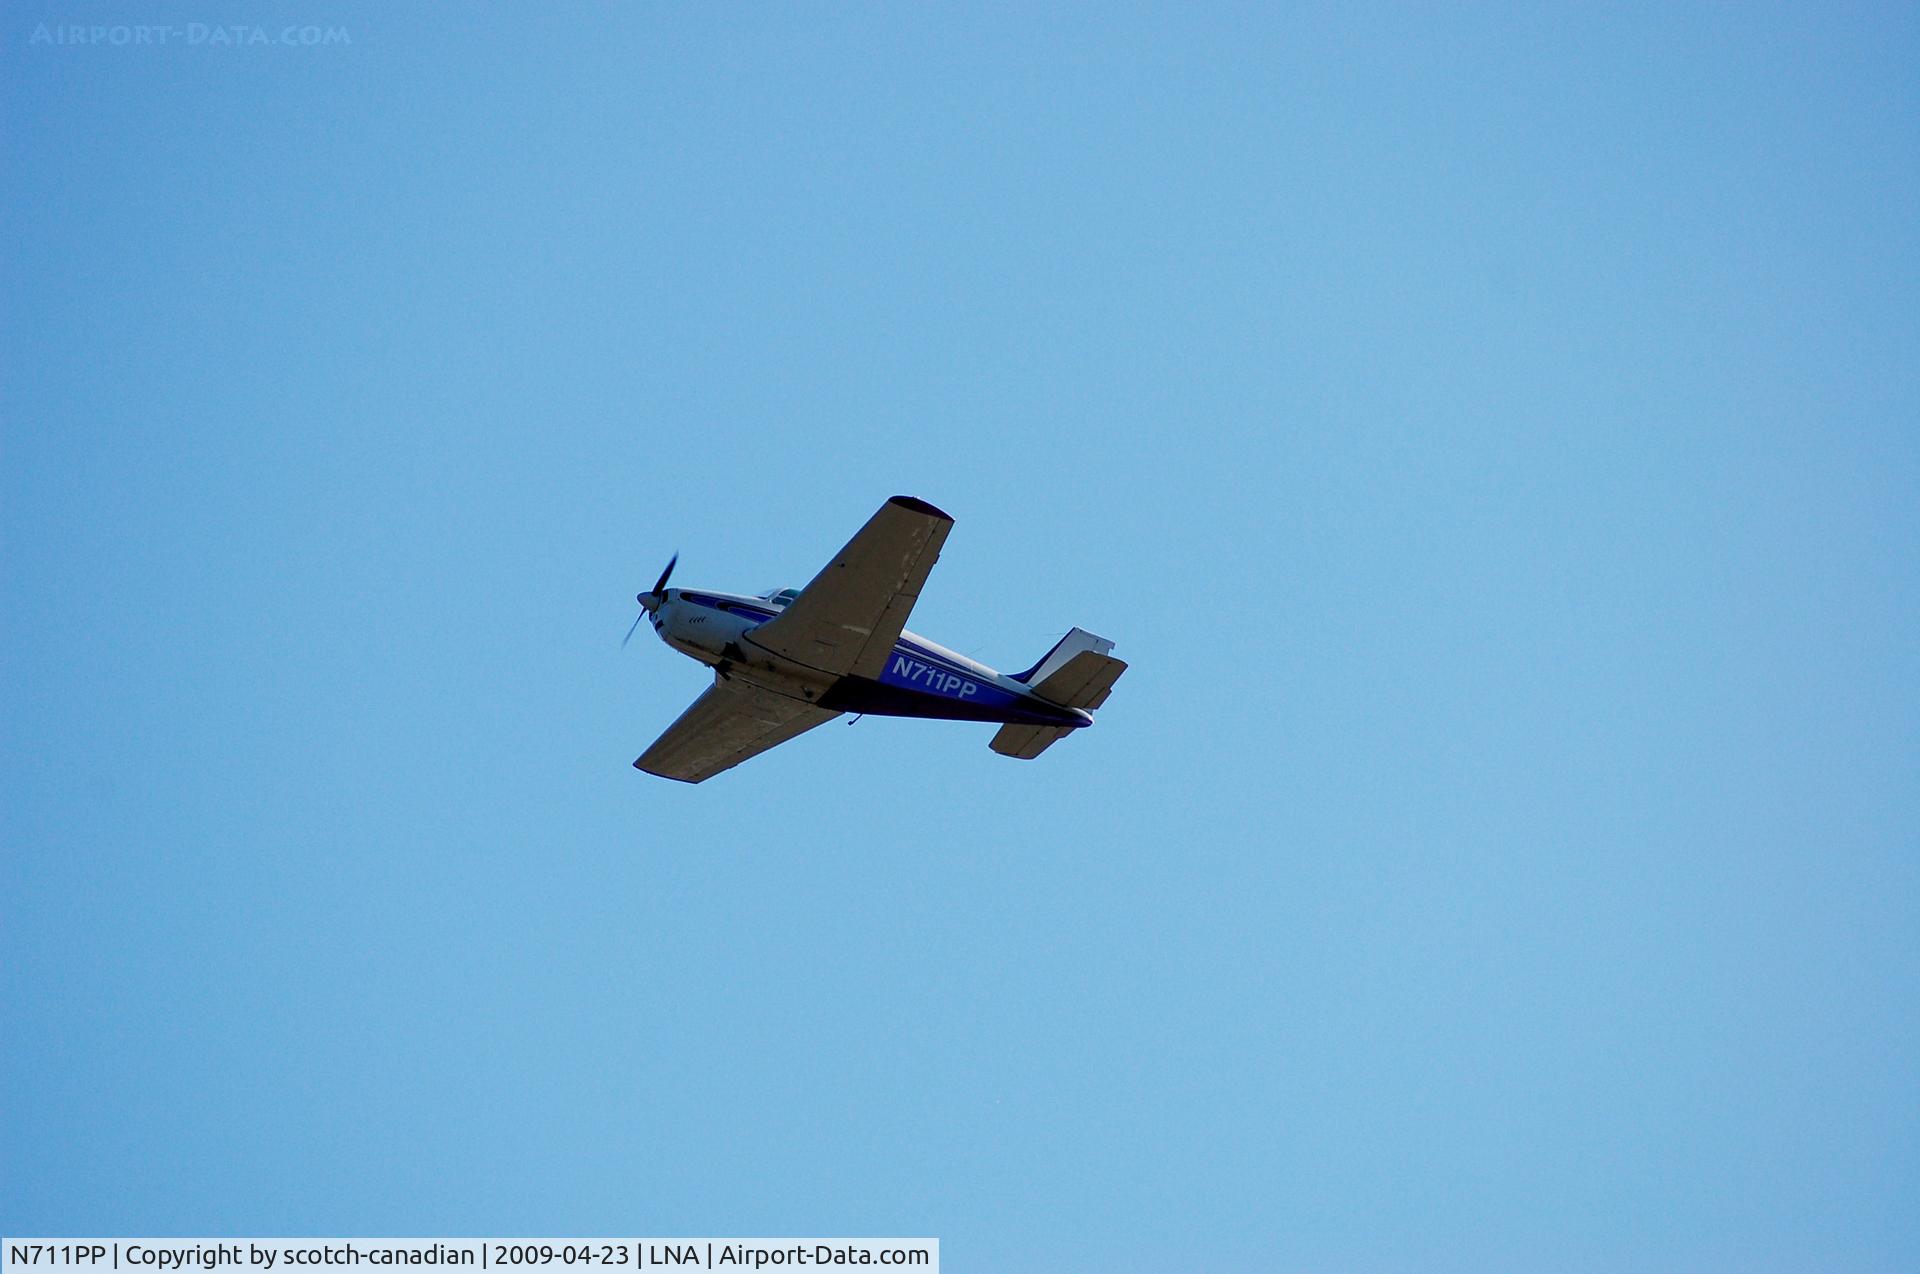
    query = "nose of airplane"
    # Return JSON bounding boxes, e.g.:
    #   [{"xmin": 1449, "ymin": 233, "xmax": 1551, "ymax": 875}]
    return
[
  {"xmin": 624, "ymin": 590, "xmax": 672, "ymax": 649},
  {"xmin": 625, "ymin": 555, "xmax": 676, "ymax": 649}
]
